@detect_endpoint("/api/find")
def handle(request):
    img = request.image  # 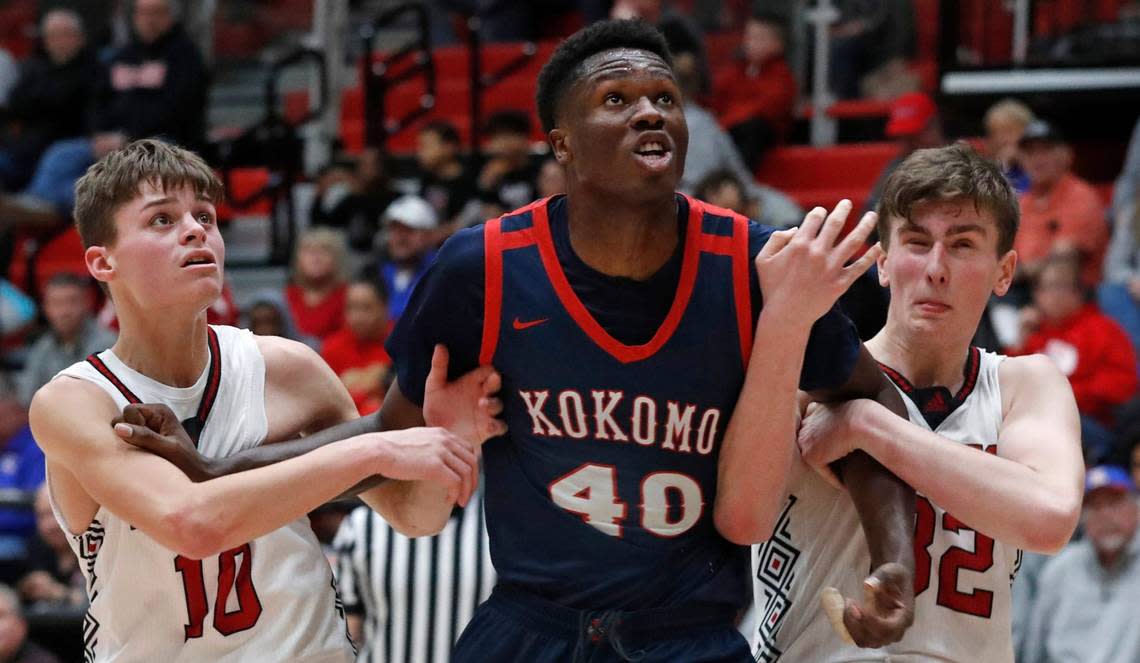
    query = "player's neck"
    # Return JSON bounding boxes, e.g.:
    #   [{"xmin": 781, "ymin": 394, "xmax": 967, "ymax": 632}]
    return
[
  {"xmin": 110, "ymin": 308, "xmax": 212, "ymax": 388},
  {"xmin": 868, "ymin": 321, "xmax": 974, "ymax": 391},
  {"xmin": 564, "ymin": 189, "xmax": 678, "ymax": 280}
]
